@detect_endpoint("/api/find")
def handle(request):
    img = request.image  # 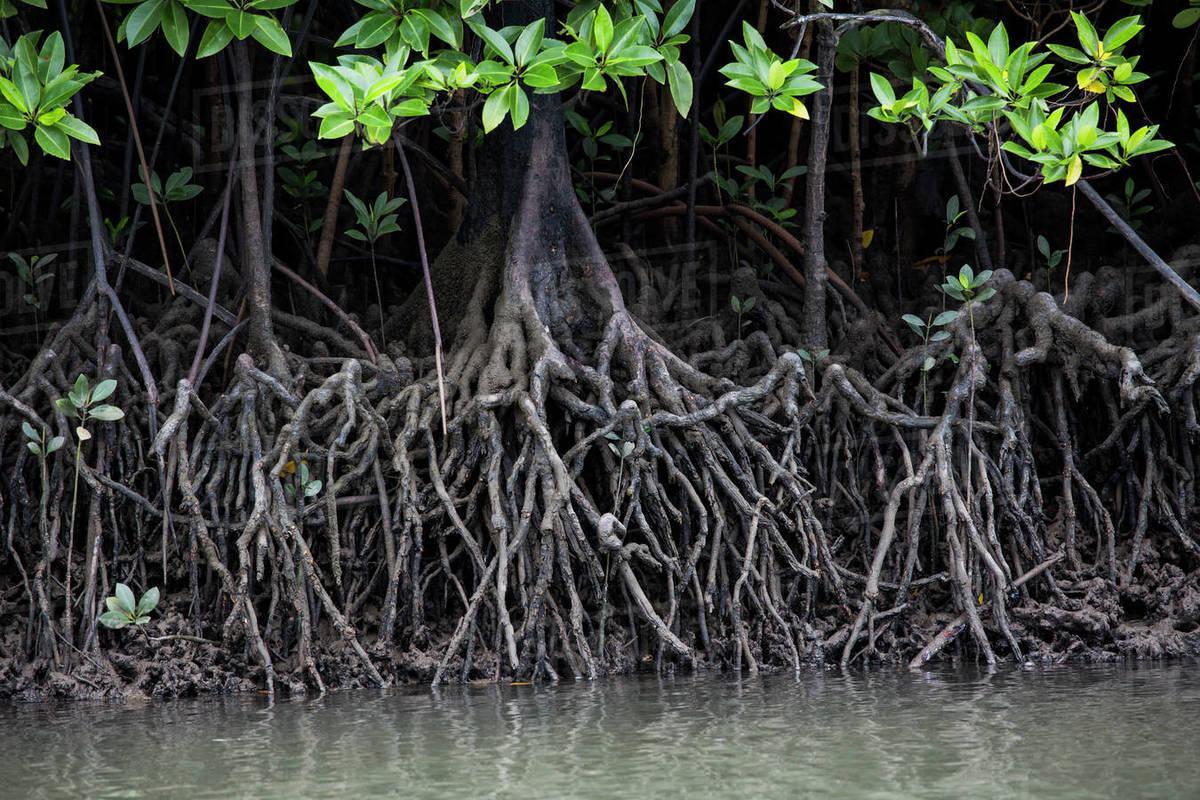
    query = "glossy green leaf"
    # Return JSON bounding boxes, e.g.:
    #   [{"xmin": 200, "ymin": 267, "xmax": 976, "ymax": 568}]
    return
[
  {"xmin": 196, "ymin": 19, "xmax": 234, "ymax": 58},
  {"xmin": 250, "ymin": 14, "xmax": 292, "ymax": 56},
  {"xmin": 115, "ymin": 583, "xmax": 136, "ymax": 614},
  {"xmin": 125, "ymin": 0, "xmax": 166, "ymax": 48}
]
